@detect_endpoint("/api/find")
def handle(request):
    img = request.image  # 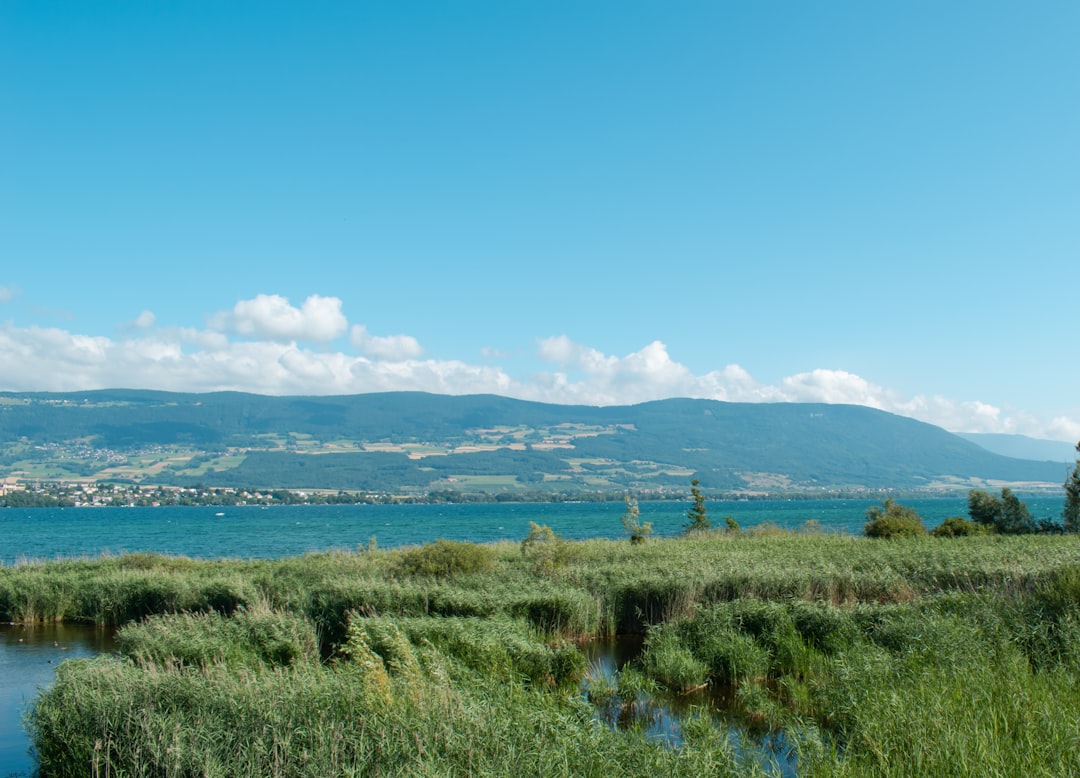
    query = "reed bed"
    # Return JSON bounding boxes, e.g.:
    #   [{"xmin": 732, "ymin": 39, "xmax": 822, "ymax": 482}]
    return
[{"xmin": 9, "ymin": 530, "xmax": 1080, "ymax": 776}]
